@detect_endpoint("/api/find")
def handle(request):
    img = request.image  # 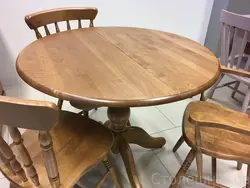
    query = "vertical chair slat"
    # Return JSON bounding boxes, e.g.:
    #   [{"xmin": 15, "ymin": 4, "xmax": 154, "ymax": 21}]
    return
[
  {"xmin": 66, "ymin": 20, "xmax": 71, "ymax": 30},
  {"xmin": 89, "ymin": 20, "xmax": 94, "ymax": 27},
  {"xmin": 236, "ymin": 31, "xmax": 248, "ymax": 69},
  {"xmin": 55, "ymin": 22, "xmax": 60, "ymax": 33},
  {"xmin": 0, "ymin": 136, "xmax": 27, "ymax": 182},
  {"xmin": 9, "ymin": 127, "xmax": 40, "ymax": 186},
  {"xmin": 225, "ymin": 25, "xmax": 232, "ymax": 65},
  {"xmin": 34, "ymin": 29, "xmax": 42, "ymax": 39},
  {"xmin": 78, "ymin": 20, "xmax": 82, "ymax": 29},
  {"xmin": 221, "ymin": 23, "xmax": 227, "ymax": 66},
  {"xmin": 229, "ymin": 27, "xmax": 238, "ymax": 67},
  {"xmin": 39, "ymin": 131, "xmax": 60, "ymax": 187},
  {"xmin": 195, "ymin": 123, "xmax": 203, "ymax": 180},
  {"xmin": 44, "ymin": 25, "xmax": 51, "ymax": 36}
]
